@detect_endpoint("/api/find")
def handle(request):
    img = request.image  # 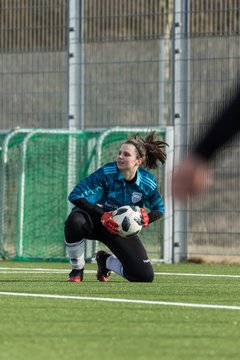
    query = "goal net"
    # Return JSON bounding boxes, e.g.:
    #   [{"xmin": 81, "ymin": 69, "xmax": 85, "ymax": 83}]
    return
[{"xmin": 0, "ymin": 127, "xmax": 172, "ymax": 262}]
